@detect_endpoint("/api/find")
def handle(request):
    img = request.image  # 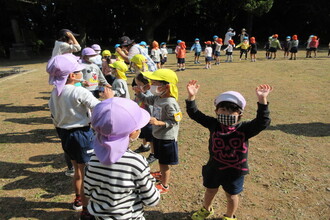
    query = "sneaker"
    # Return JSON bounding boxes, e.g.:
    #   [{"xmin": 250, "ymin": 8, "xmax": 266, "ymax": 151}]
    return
[
  {"xmin": 79, "ymin": 209, "xmax": 95, "ymax": 220},
  {"xmin": 73, "ymin": 196, "xmax": 83, "ymax": 210},
  {"xmin": 181, "ymin": 68, "xmax": 185, "ymax": 71},
  {"xmin": 134, "ymin": 144, "xmax": 150, "ymax": 153},
  {"xmin": 191, "ymin": 207, "xmax": 214, "ymax": 220},
  {"xmin": 221, "ymin": 215, "xmax": 237, "ymax": 220},
  {"xmin": 156, "ymin": 183, "xmax": 169, "ymax": 194},
  {"xmin": 146, "ymin": 153, "xmax": 157, "ymax": 164},
  {"xmin": 176, "ymin": 69, "xmax": 181, "ymax": 71},
  {"xmin": 65, "ymin": 168, "xmax": 74, "ymax": 177},
  {"xmin": 151, "ymin": 171, "xmax": 162, "ymax": 182}
]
